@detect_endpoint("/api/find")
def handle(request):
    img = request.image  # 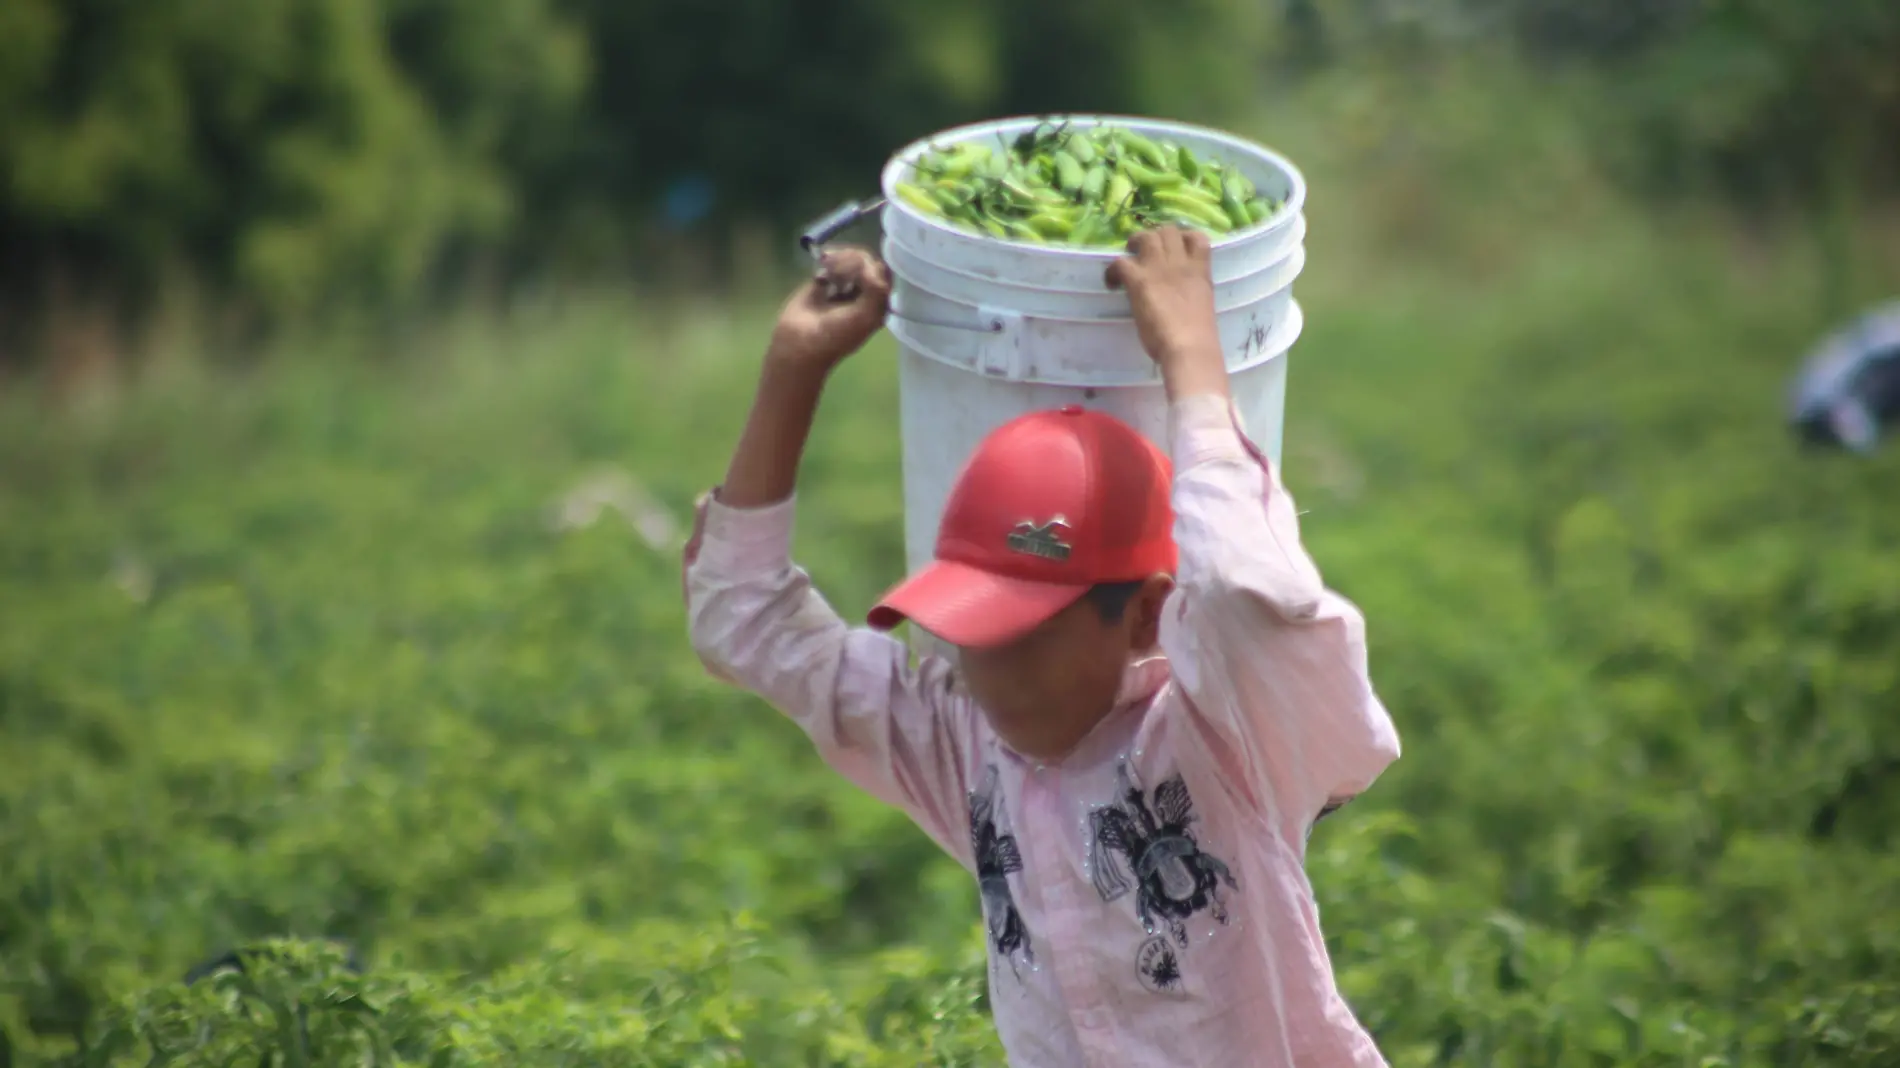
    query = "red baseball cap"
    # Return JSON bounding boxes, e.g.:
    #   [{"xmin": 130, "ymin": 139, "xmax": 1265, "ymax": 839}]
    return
[{"xmin": 867, "ymin": 405, "xmax": 1177, "ymax": 648}]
